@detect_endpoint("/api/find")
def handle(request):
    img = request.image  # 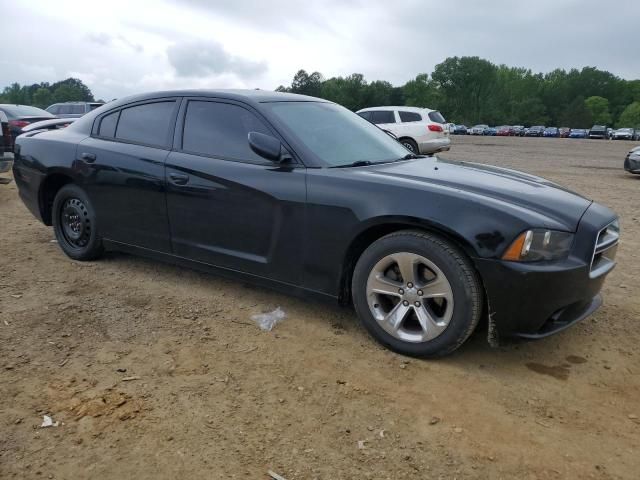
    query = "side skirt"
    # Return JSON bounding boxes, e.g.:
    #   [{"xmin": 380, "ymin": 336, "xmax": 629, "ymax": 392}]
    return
[{"xmin": 102, "ymin": 239, "xmax": 339, "ymax": 305}]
